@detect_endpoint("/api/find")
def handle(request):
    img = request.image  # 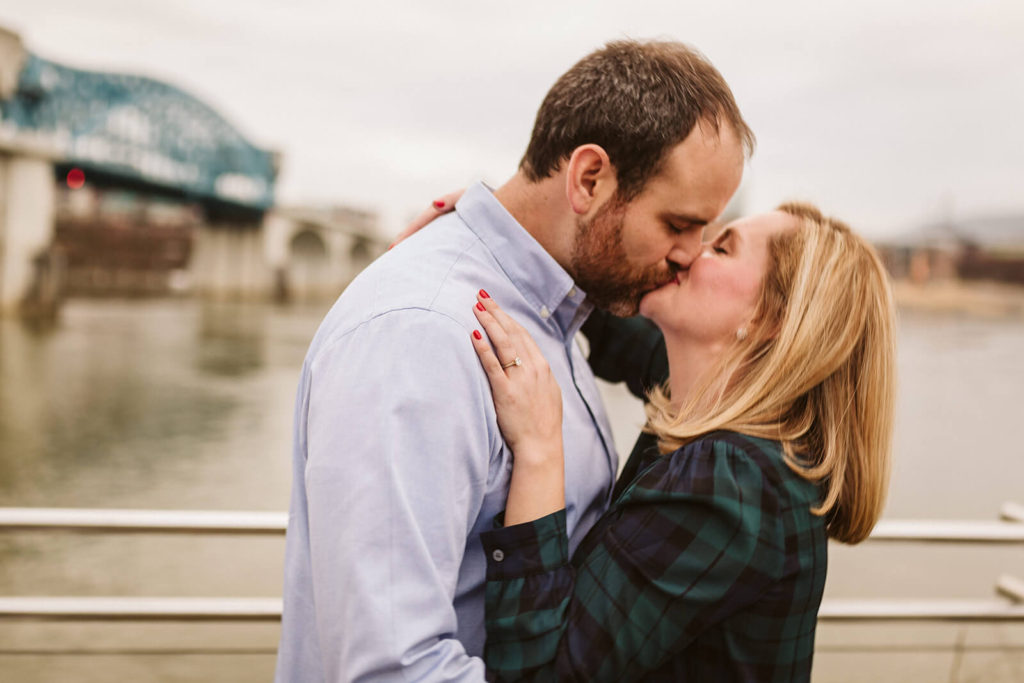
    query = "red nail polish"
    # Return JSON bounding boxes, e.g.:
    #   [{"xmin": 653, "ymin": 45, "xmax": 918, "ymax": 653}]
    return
[
  {"xmin": 479, "ymin": 289, "xmax": 490, "ymax": 299},
  {"xmin": 476, "ymin": 302, "xmax": 485, "ymax": 311},
  {"xmin": 387, "ymin": 243, "xmax": 395, "ymax": 250},
  {"xmin": 473, "ymin": 330, "xmax": 482, "ymax": 340},
  {"xmin": 433, "ymin": 200, "xmax": 445, "ymax": 209}
]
